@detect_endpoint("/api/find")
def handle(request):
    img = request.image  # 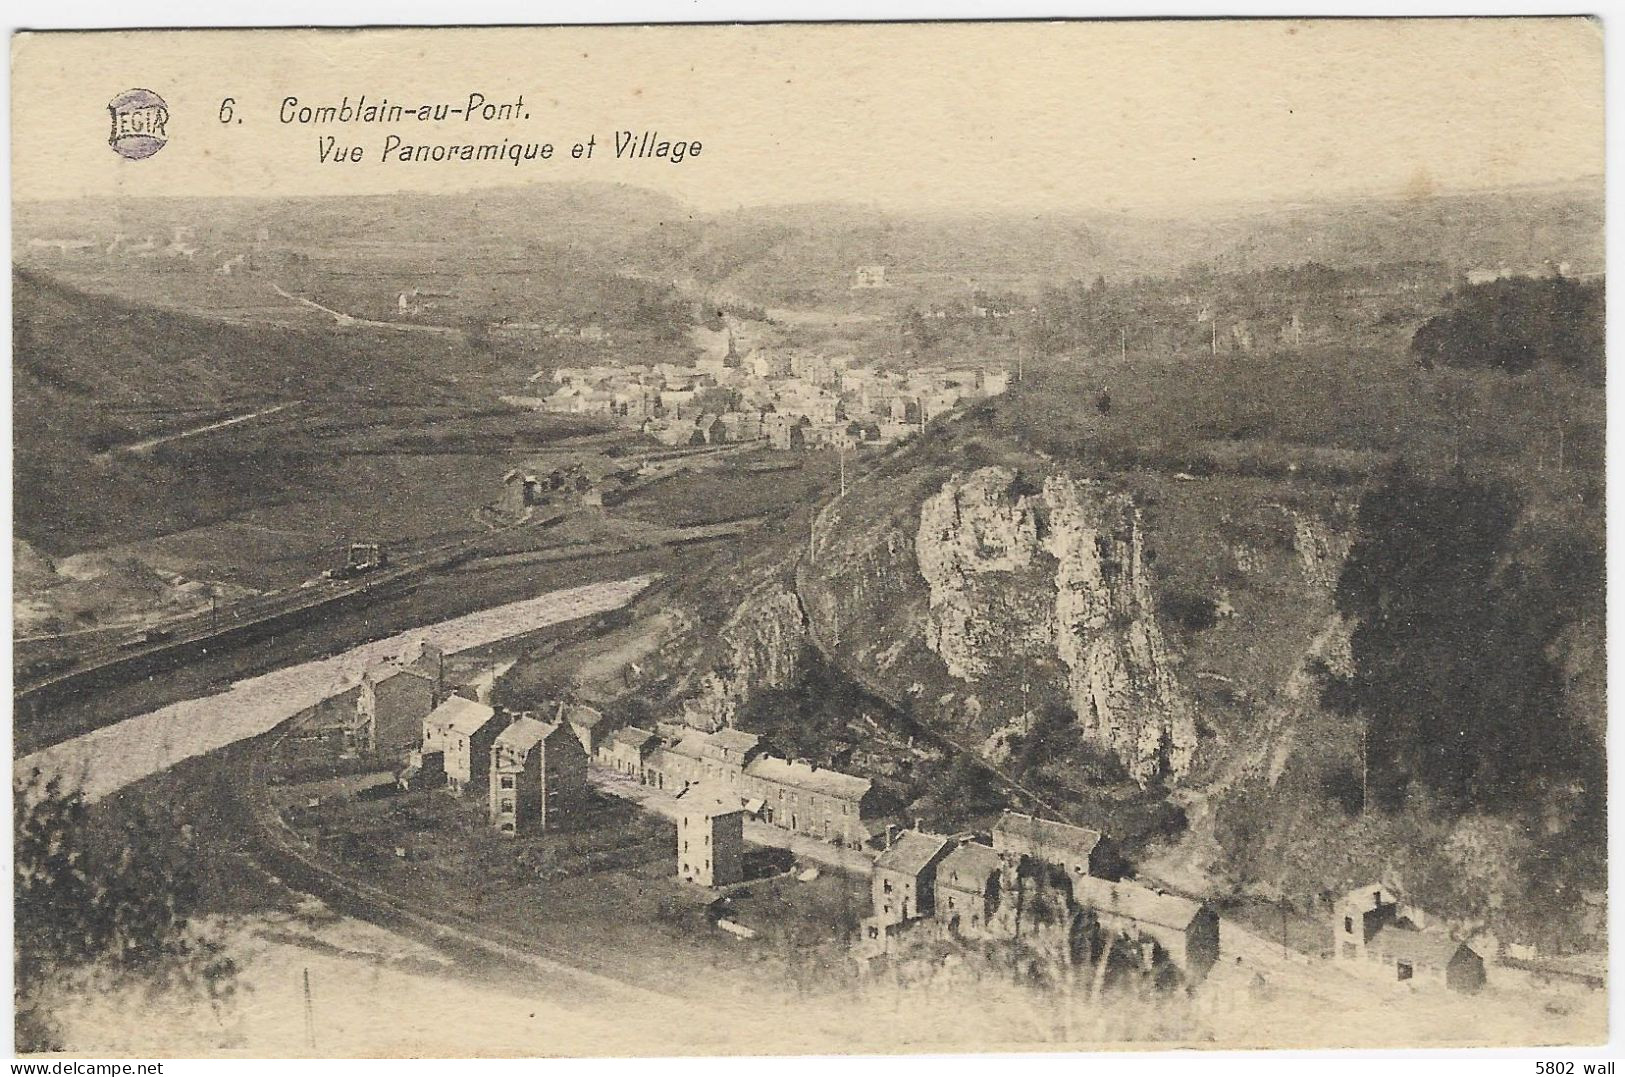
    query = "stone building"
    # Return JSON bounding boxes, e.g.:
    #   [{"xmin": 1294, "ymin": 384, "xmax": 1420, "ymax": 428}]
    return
[
  {"xmin": 742, "ymin": 755, "xmax": 877, "ymax": 848},
  {"xmin": 351, "ymin": 641, "xmax": 445, "ymax": 756},
  {"xmin": 935, "ymin": 841, "xmax": 1004, "ymax": 935},
  {"xmin": 603, "ymin": 725, "xmax": 658, "ymax": 778},
  {"xmin": 423, "ymin": 696, "xmax": 502, "ymax": 796},
  {"xmin": 1073, "ymin": 876, "xmax": 1220, "ymax": 982},
  {"xmin": 563, "ymin": 703, "xmax": 619, "ymax": 758},
  {"xmin": 871, "ymin": 830, "xmax": 952, "ymax": 926},
  {"xmin": 674, "ymin": 783, "xmax": 745, "ymax": 888},
  {"xmin": 992, "ymin": 811, "xmax": 1120, "ymax": 882},
  {"xmin": 489, "ymin": 715, "xmax": 588, "ymax": 835}
]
